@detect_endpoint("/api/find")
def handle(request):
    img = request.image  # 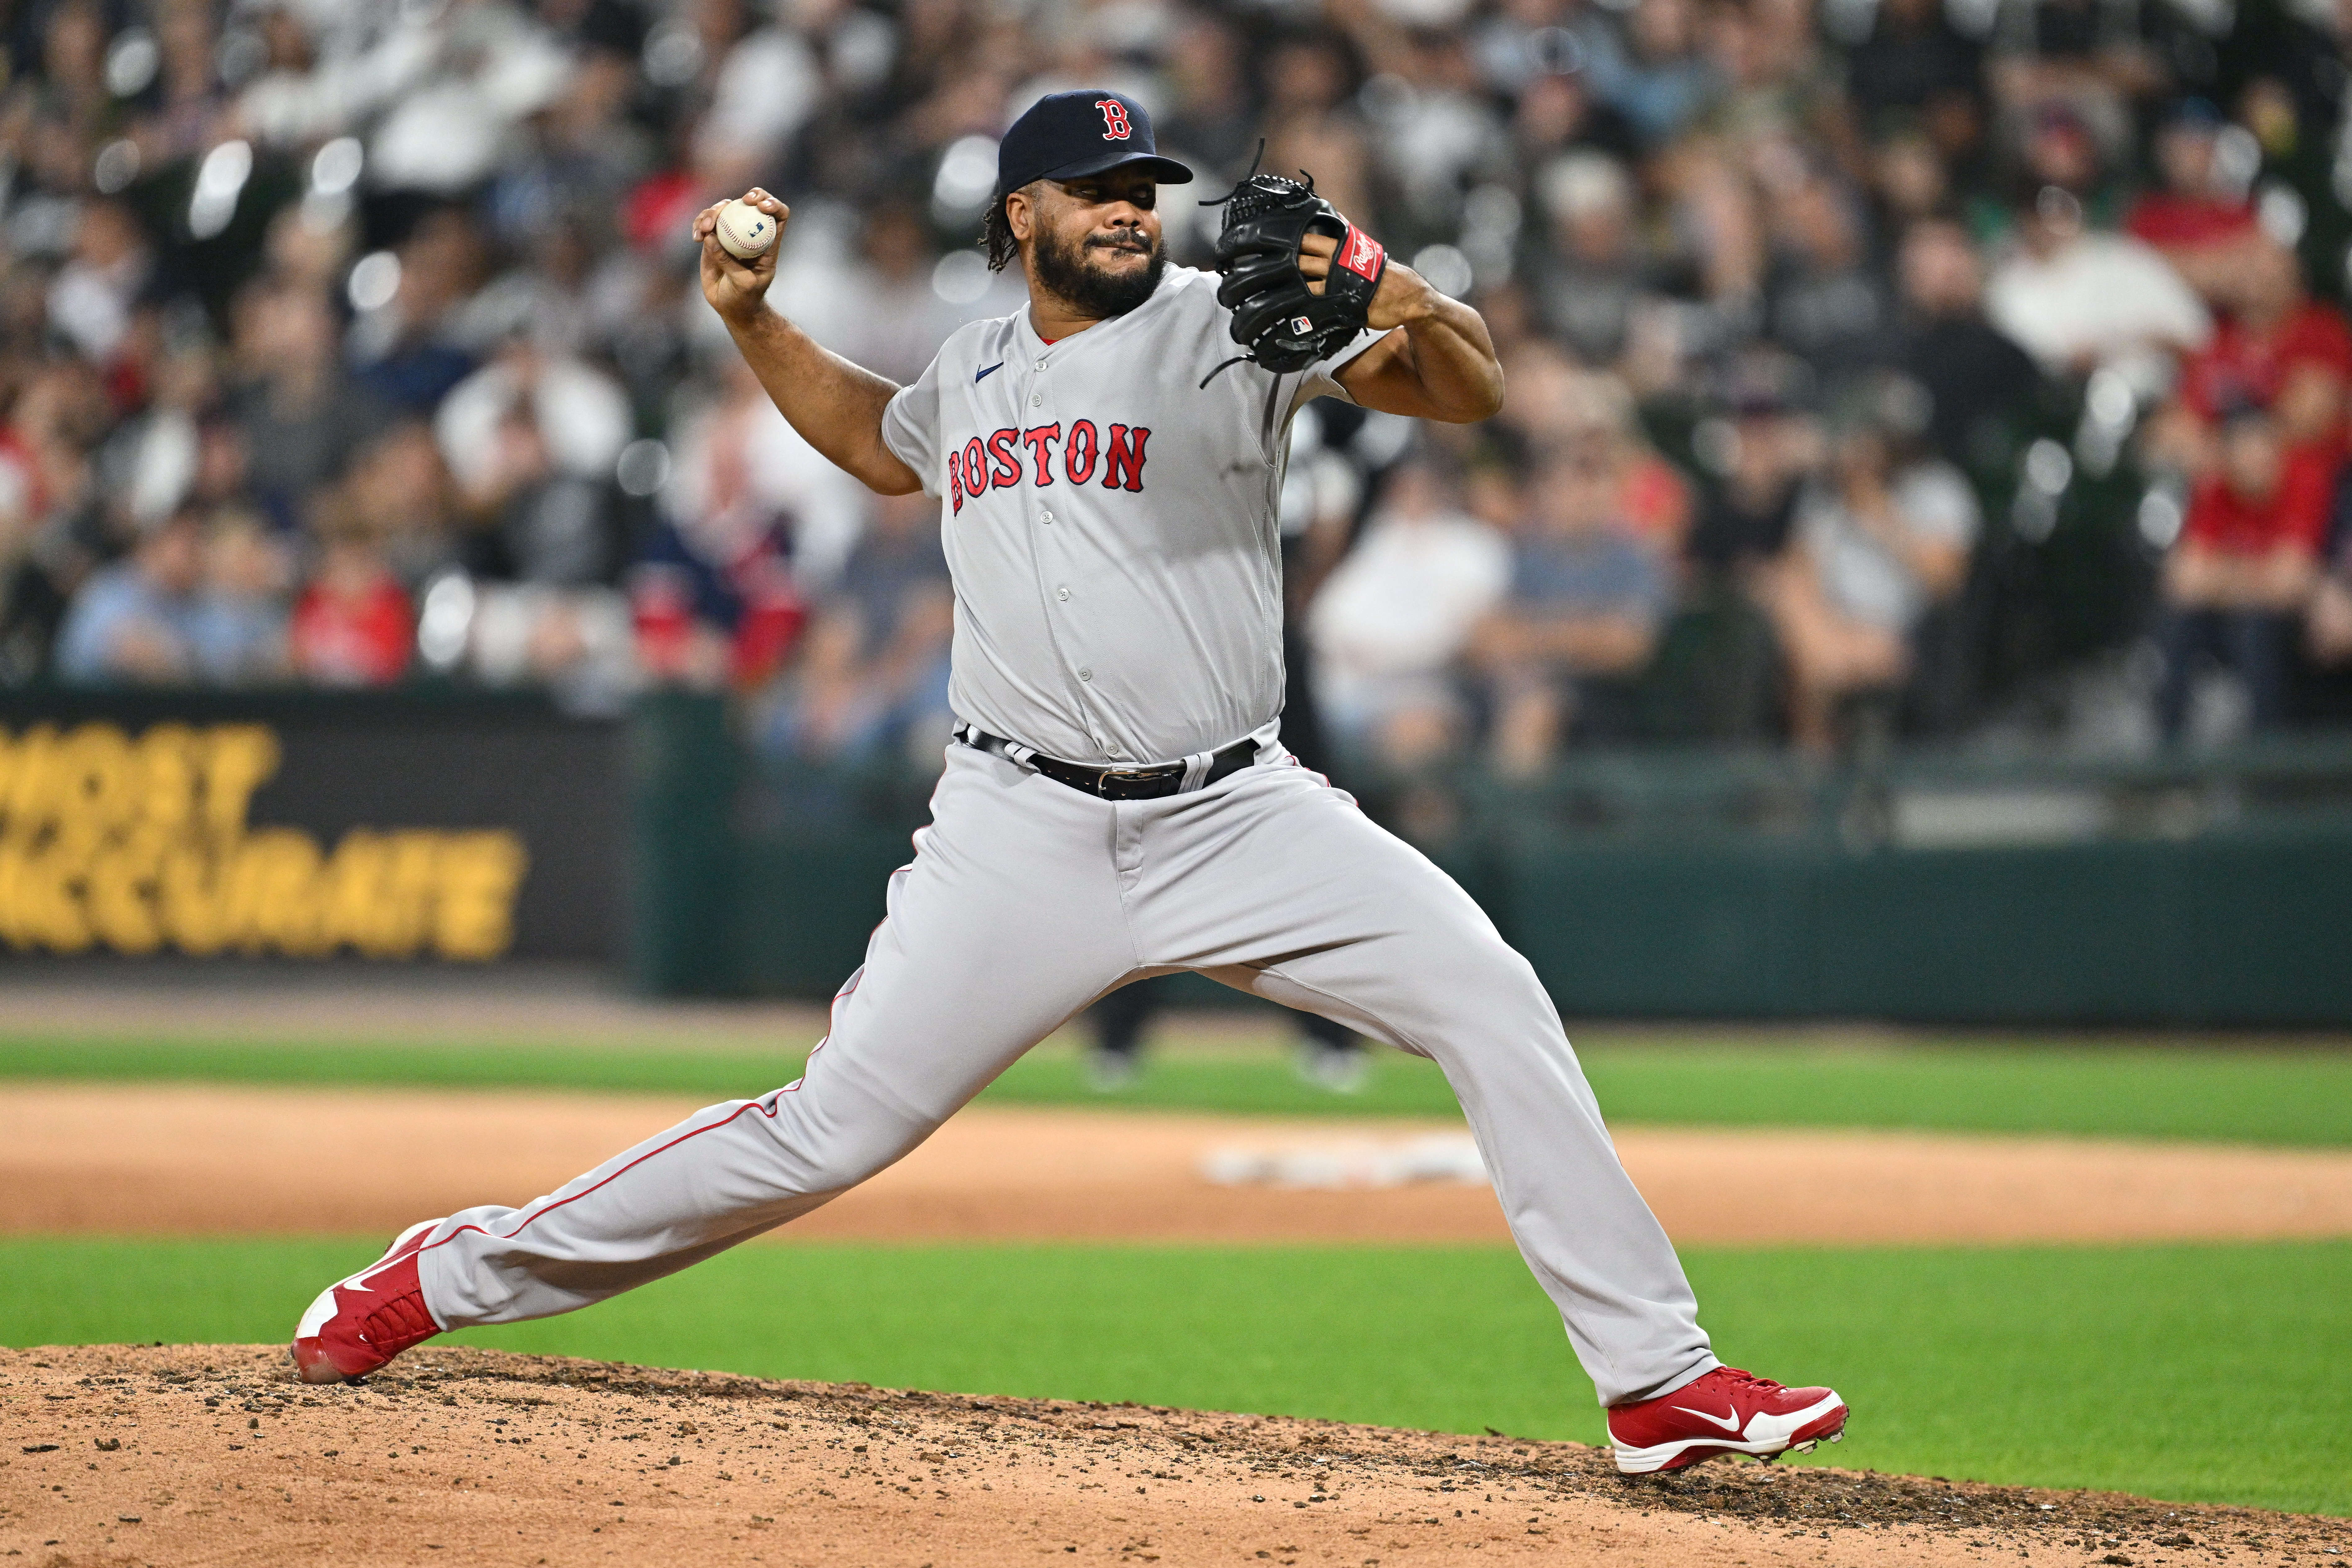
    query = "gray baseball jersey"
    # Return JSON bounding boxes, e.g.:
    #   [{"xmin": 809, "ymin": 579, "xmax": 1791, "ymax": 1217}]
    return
[
  {"xmin": 878, "ymin": 263, "xmax": 1374, "ymax": 765},
  {"xmin": 391, "ymin": 258, "xmax": 1722, "ymax": 1415}
]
